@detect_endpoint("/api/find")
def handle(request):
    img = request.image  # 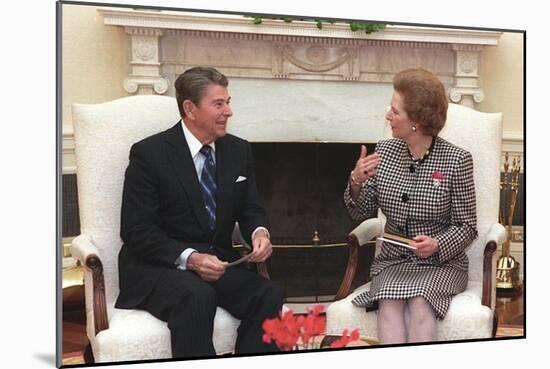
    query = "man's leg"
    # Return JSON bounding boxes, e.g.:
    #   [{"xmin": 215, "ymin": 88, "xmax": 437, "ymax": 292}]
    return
[
  {"xmin": 140, "ymin": 269, "xmax": 218, "ymax": 358},
  {"xmin": 211, "ymin": 267, "xmax": 284, "ymax": 354}
]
